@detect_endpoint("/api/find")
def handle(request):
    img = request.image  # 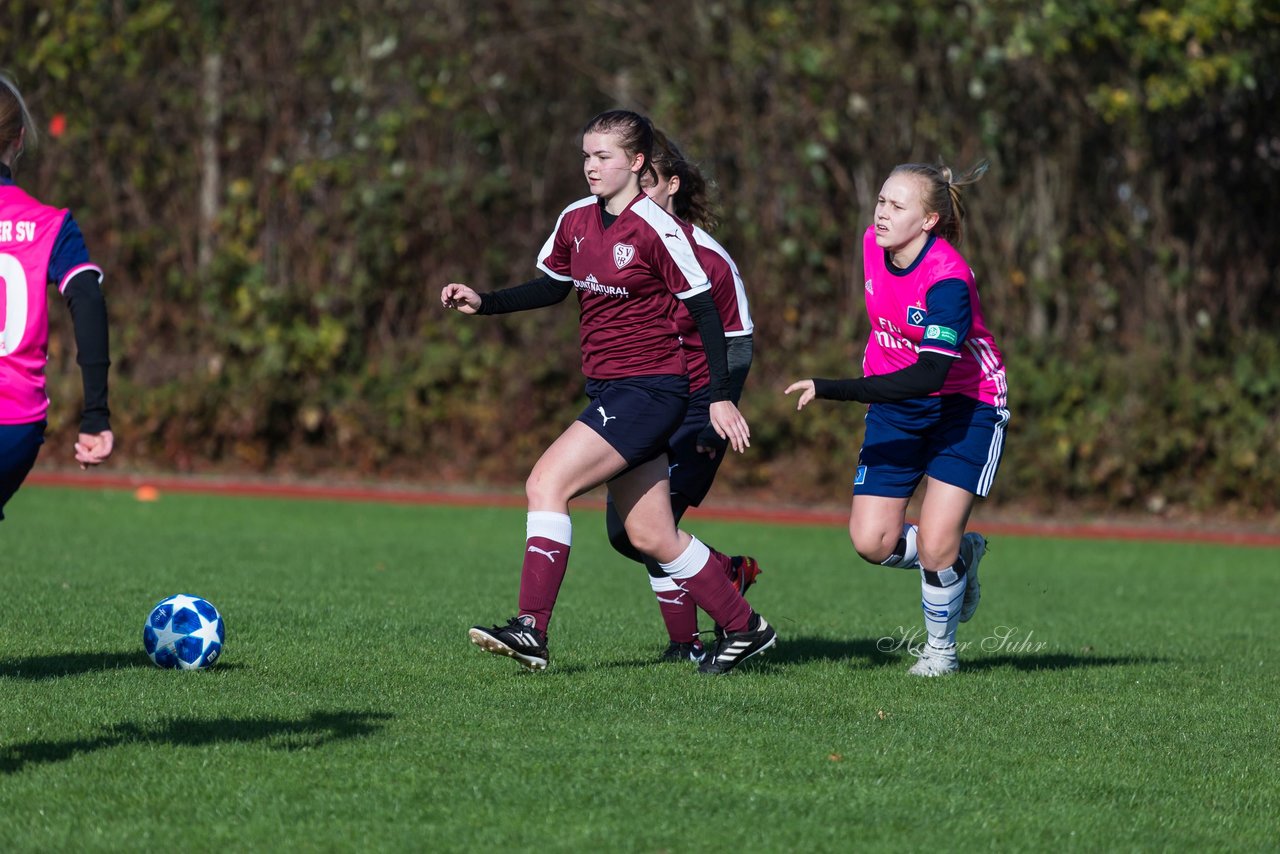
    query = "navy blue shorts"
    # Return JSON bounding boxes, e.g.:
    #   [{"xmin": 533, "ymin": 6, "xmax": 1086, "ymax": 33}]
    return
[
  {"xmin": 853, "ymin": 396, "xmax": 1008, "ymax": 499},
  {"xmin": 577, "ymin": 375, "xmax": 689, "ymax": 468},
  {"xmin": 666, "ymin": 387, "xmax": 723, "ymax": 506},
  {"xmin": 0, "ymin": 421, "xmax": 46, "ymax": 521}
]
